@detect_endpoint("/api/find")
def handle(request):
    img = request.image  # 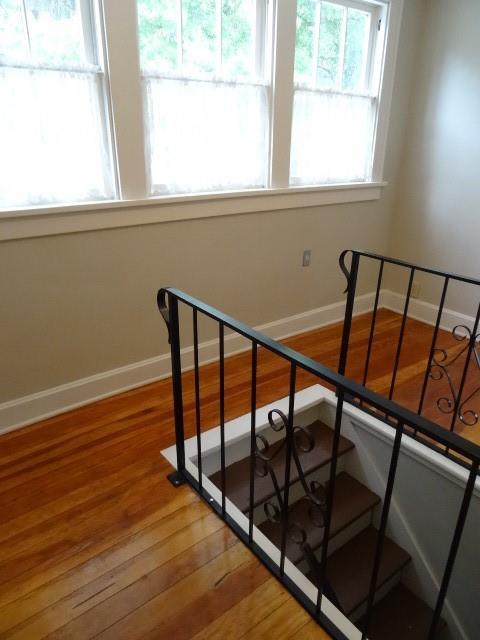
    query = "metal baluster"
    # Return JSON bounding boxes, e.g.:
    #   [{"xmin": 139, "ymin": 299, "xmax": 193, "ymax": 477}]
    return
[
  {"xmin": 279, "ymin": 363, "xmax": 297, "ymax": 576},
  {"xmin": 338, "ymin": 251, "xmax": 360, "ymax": 377},
  {"xmin": 417, "ymin": 278, "xmax": 449, "ymax": 418},
  {"xmin": 219, "ymin": 322, "xmax": 226, "ymax": 516},
  {"xmin": 448, "ymin": 303, "xmax": 480, "ymax": 432},
  {"xmin": 428, "ymin": 461, "xmax": 479, "ymax": 639},
  {"xmin": 389, "ymin": 268, "xmax": 415, "ymax": 400},
  {"xmin": 316, "ymin": 387, "xmax": 345, "ymax": 612},
  {"xmin": 193, "ymin": 309, "xmax": 202, "ymax": 491},
  {"xmin": 362, "ymin": 259, "xmax": 384, "ymax": 389},
  {"xmin": 361, "ymin": 422, "xmax": 404, "ymax": 640},
  {"xmin": 248, "ymin": 342, "xmax": 258, "ymax": 543}
]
